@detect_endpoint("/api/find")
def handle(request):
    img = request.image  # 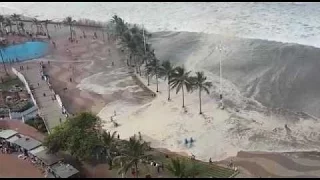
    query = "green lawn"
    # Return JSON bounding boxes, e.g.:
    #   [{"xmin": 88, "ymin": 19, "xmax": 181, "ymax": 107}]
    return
[
  {"xmin": 143, "ymin": 150, "xmax": 237, "ymax": 178},
  {"xmin": 0, "ymin": 76, "xmax": 24, "ymax": 91}
]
